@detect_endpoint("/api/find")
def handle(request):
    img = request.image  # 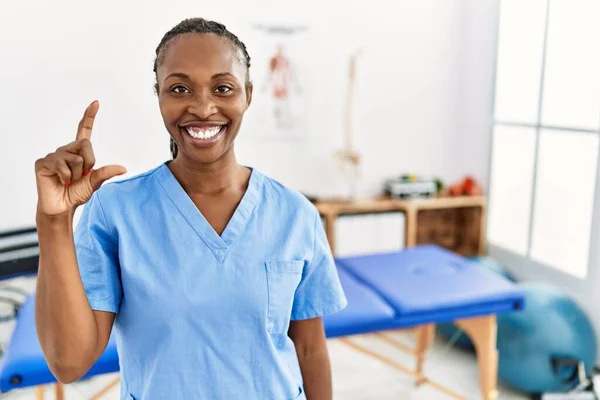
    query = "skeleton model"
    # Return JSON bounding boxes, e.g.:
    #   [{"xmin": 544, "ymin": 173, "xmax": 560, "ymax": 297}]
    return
[{"xmin": 335, "ymin": 49, "xmax": 363, "ymax": 199}]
